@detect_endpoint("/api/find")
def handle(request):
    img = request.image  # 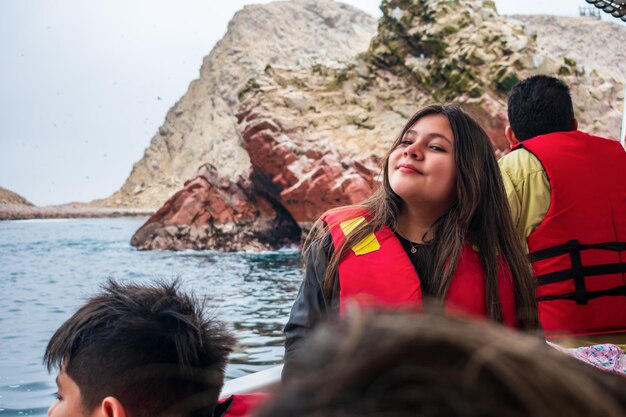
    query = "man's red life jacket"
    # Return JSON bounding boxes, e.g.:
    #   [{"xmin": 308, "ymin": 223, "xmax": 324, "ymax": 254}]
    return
[
  {"xmin": 515, "ymin": 130, "xmax": 626, "ymax": 337},
  {"xmin": 322, "ymin": 209, "xmax": 517, "ymax": 327}
]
